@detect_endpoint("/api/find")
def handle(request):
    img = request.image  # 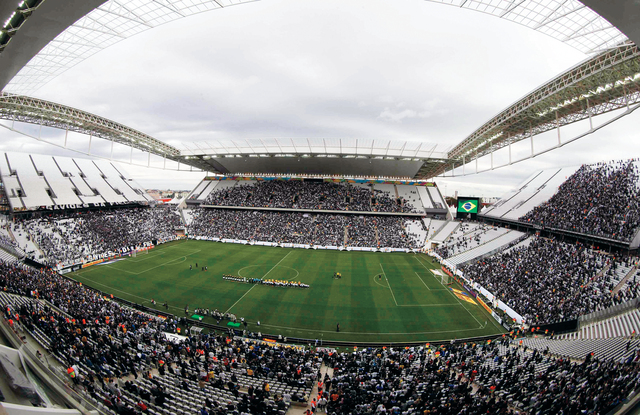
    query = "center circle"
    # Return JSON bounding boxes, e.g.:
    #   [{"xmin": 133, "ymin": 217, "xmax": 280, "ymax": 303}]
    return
[{"xmin": 237, "ymin": 265, "xmax": 300, "ymax": 281}]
